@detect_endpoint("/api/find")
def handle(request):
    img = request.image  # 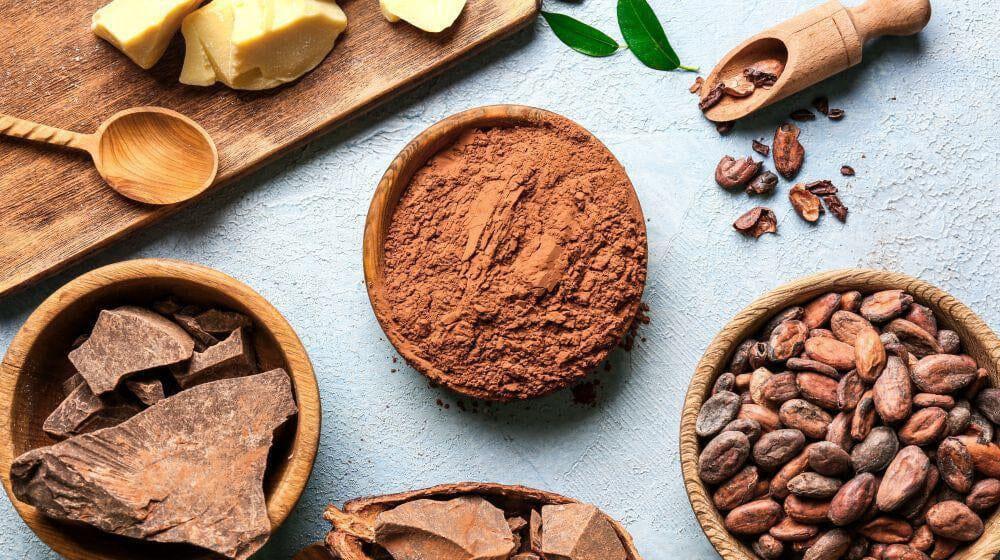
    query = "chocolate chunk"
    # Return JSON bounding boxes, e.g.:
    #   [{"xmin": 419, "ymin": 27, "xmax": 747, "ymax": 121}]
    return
[
  {"xmin": 11, "ymin": 369, "xmax": 297, "ymax": 560},
  {"xmin": 530, "ymin": 508, "xmax": 542, "ymax": 553},
  {"xmin": 68, "ymin": 306, "xmax": 195, "ymax": 394},
  {"xmin": 176, "ymin": 328, "xmax": 257, "ymax": 389},
  {"xmin": 125, "ymin": 374, "xmax": 166, "ymax": 406},
  {"xmin": 61, "ymin": 373, "xmax": 85, "ymax": 396},
  {"xmin": 374, "ymin": 496, "xmax": 516, "ymax": 560},
  {"xmin": 172, "ymin": 312, "xmax": 220, "ymax": 349},
  {"xmin": 540, "ymin": 503, "xmax": 628, "ymax": 560},
  {"xmin": 42, "ymin": 382, "xmax": 142, "ymax": 440},
  {"xmin": 194, "ymin": 309, "xmax": 252, "ymax": 337}
]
